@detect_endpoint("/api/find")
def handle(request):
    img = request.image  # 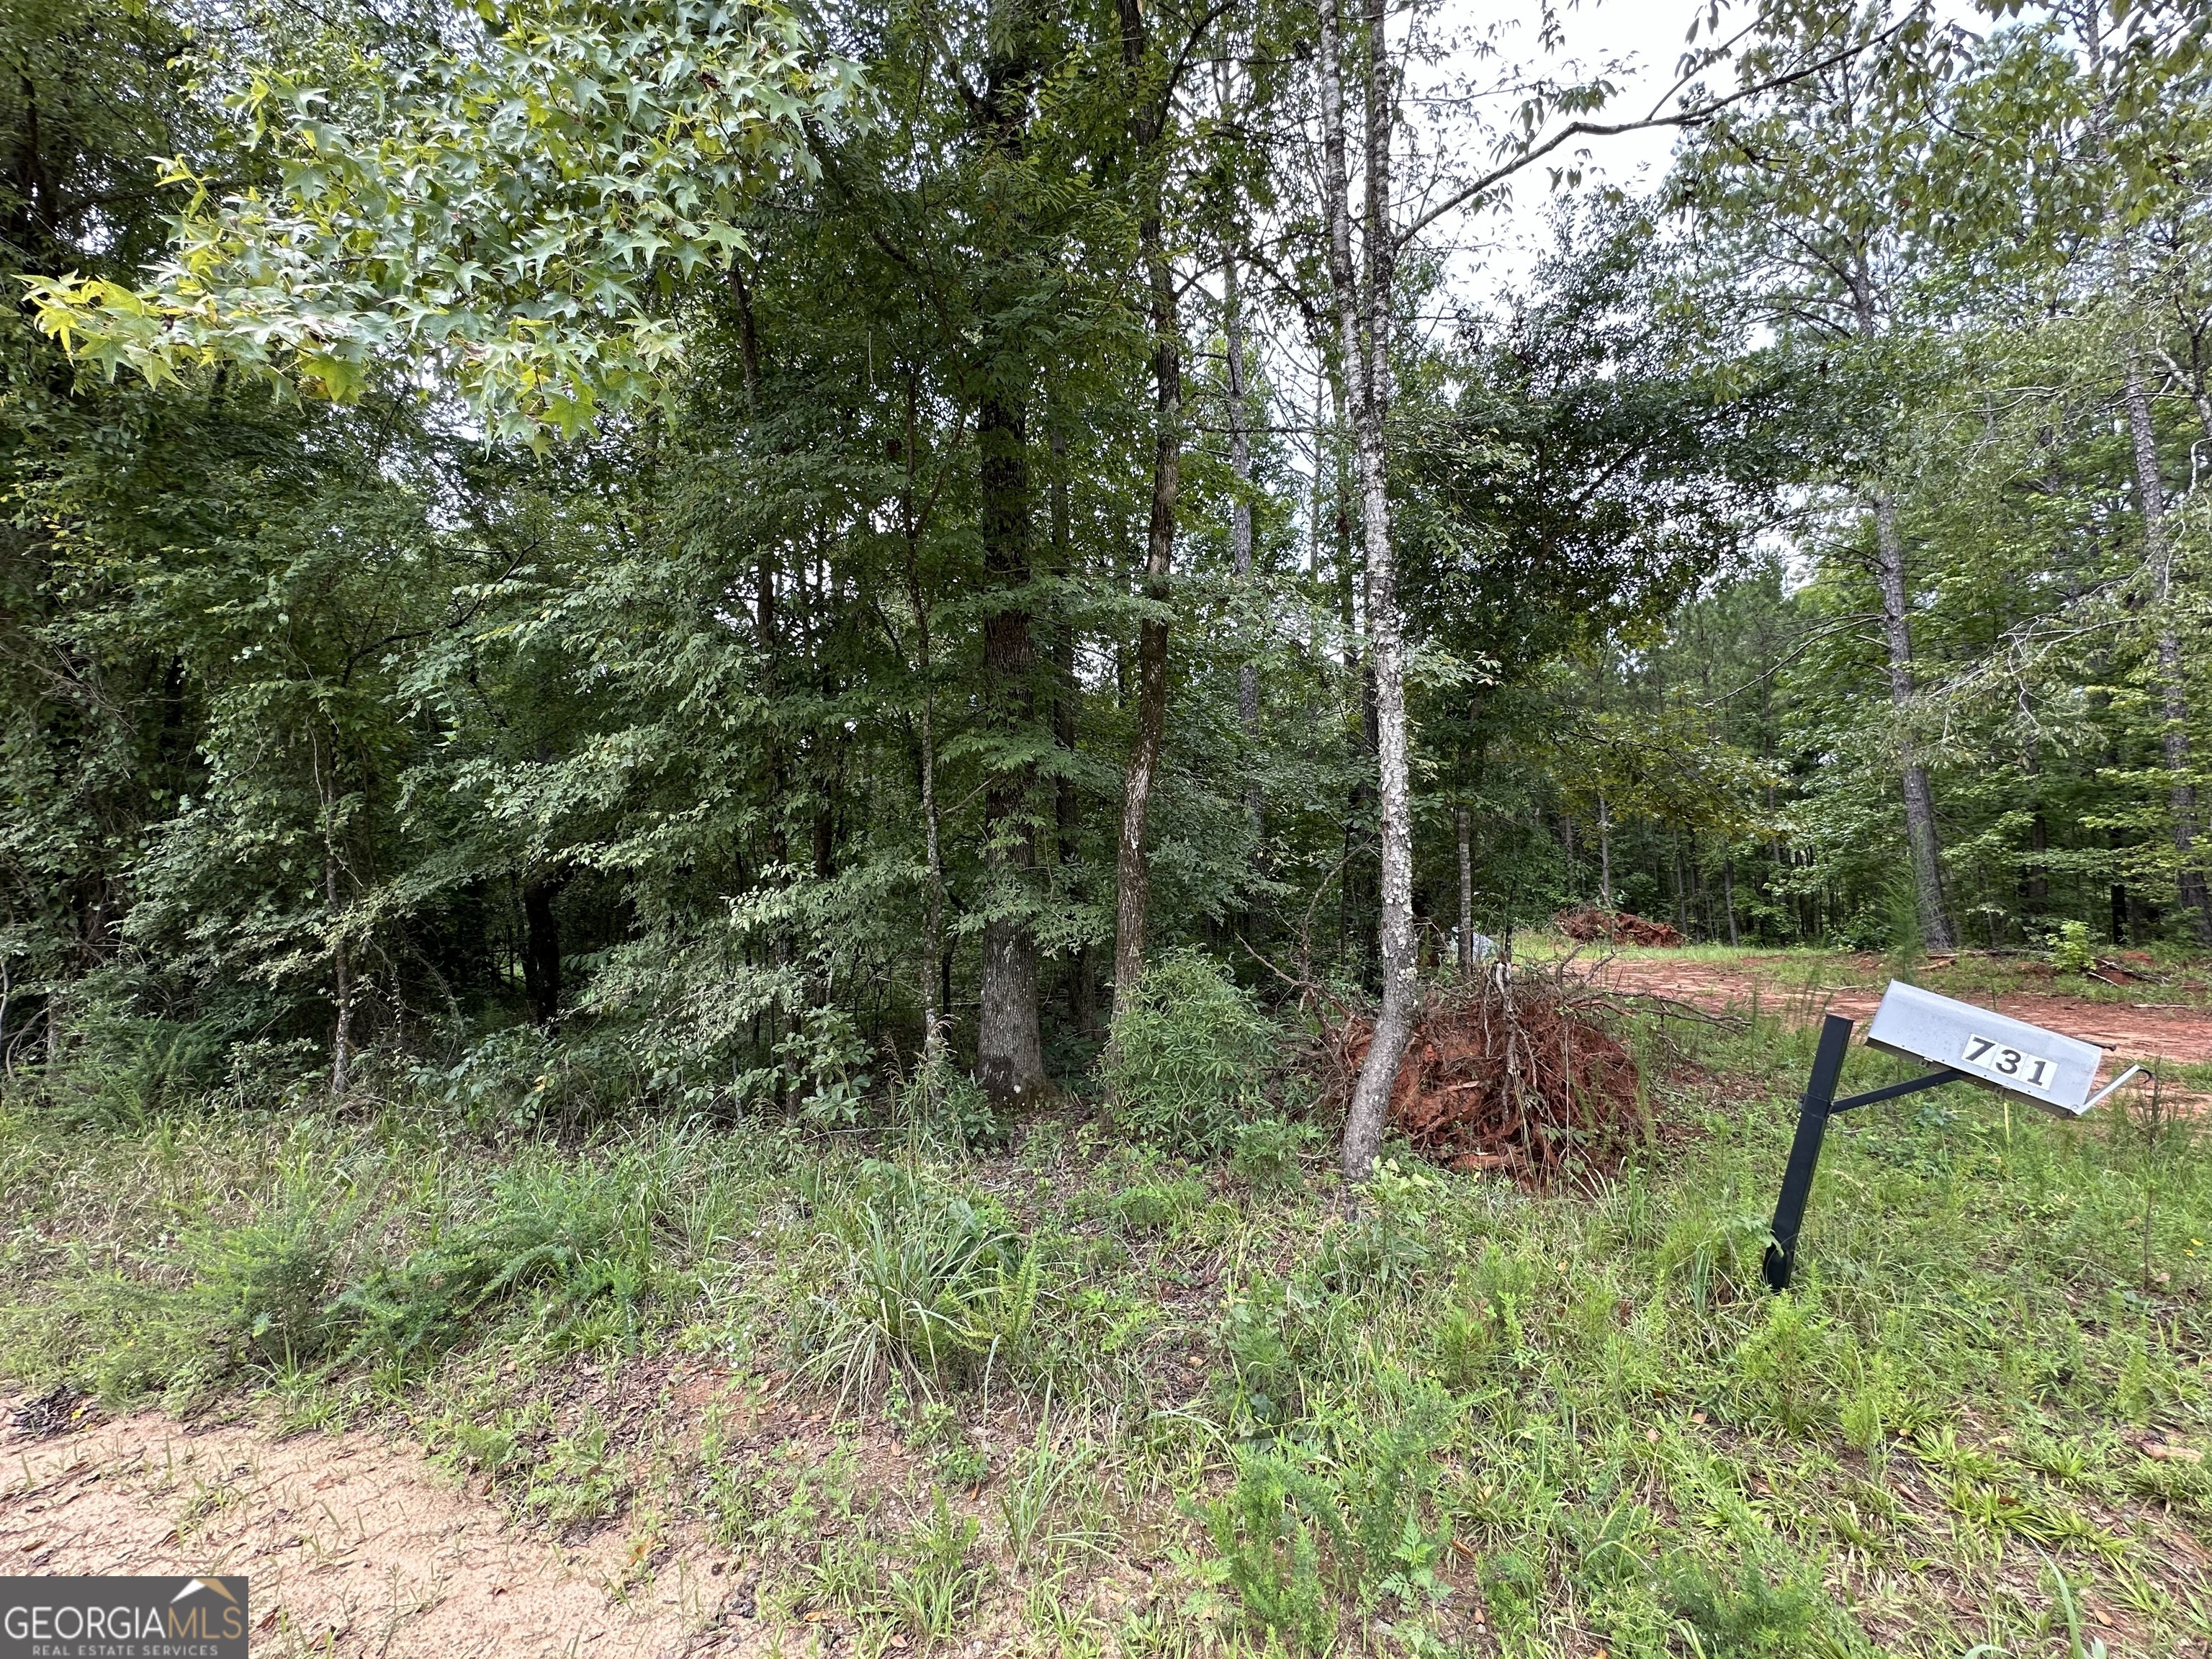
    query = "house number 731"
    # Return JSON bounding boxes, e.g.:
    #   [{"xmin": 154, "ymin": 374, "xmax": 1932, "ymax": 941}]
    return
[{"xmin": 1962, "ymin": 1034, "xmax": 2052, "ymax": 1089}]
